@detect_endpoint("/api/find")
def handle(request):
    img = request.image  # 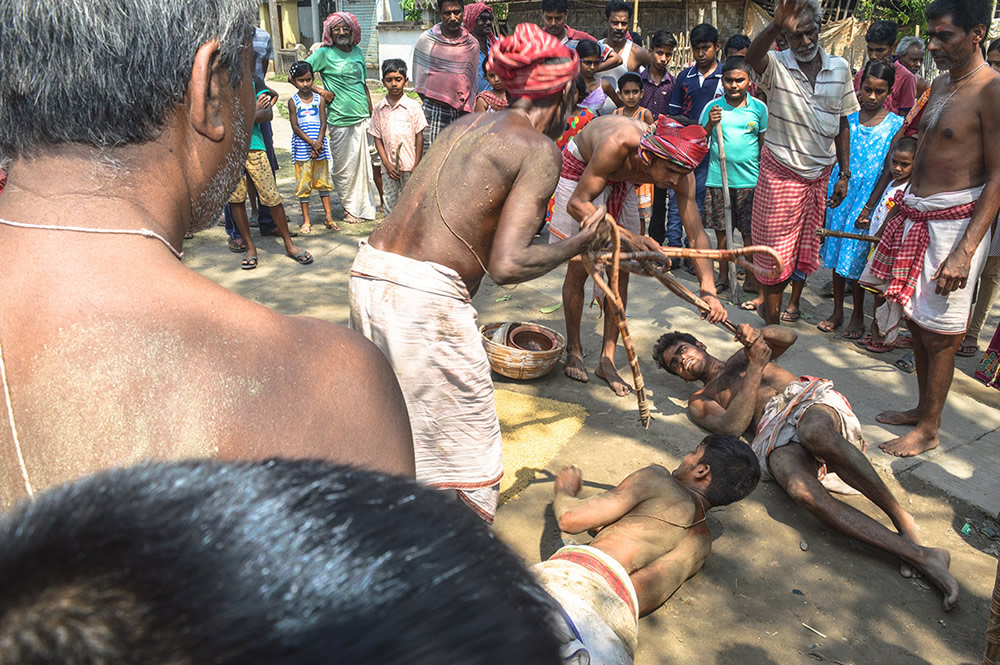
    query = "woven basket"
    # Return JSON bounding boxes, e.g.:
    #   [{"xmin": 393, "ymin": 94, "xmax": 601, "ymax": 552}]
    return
[{"xmin": 481, "ymin": 322, "xmax": 565, "ymax": 380}]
